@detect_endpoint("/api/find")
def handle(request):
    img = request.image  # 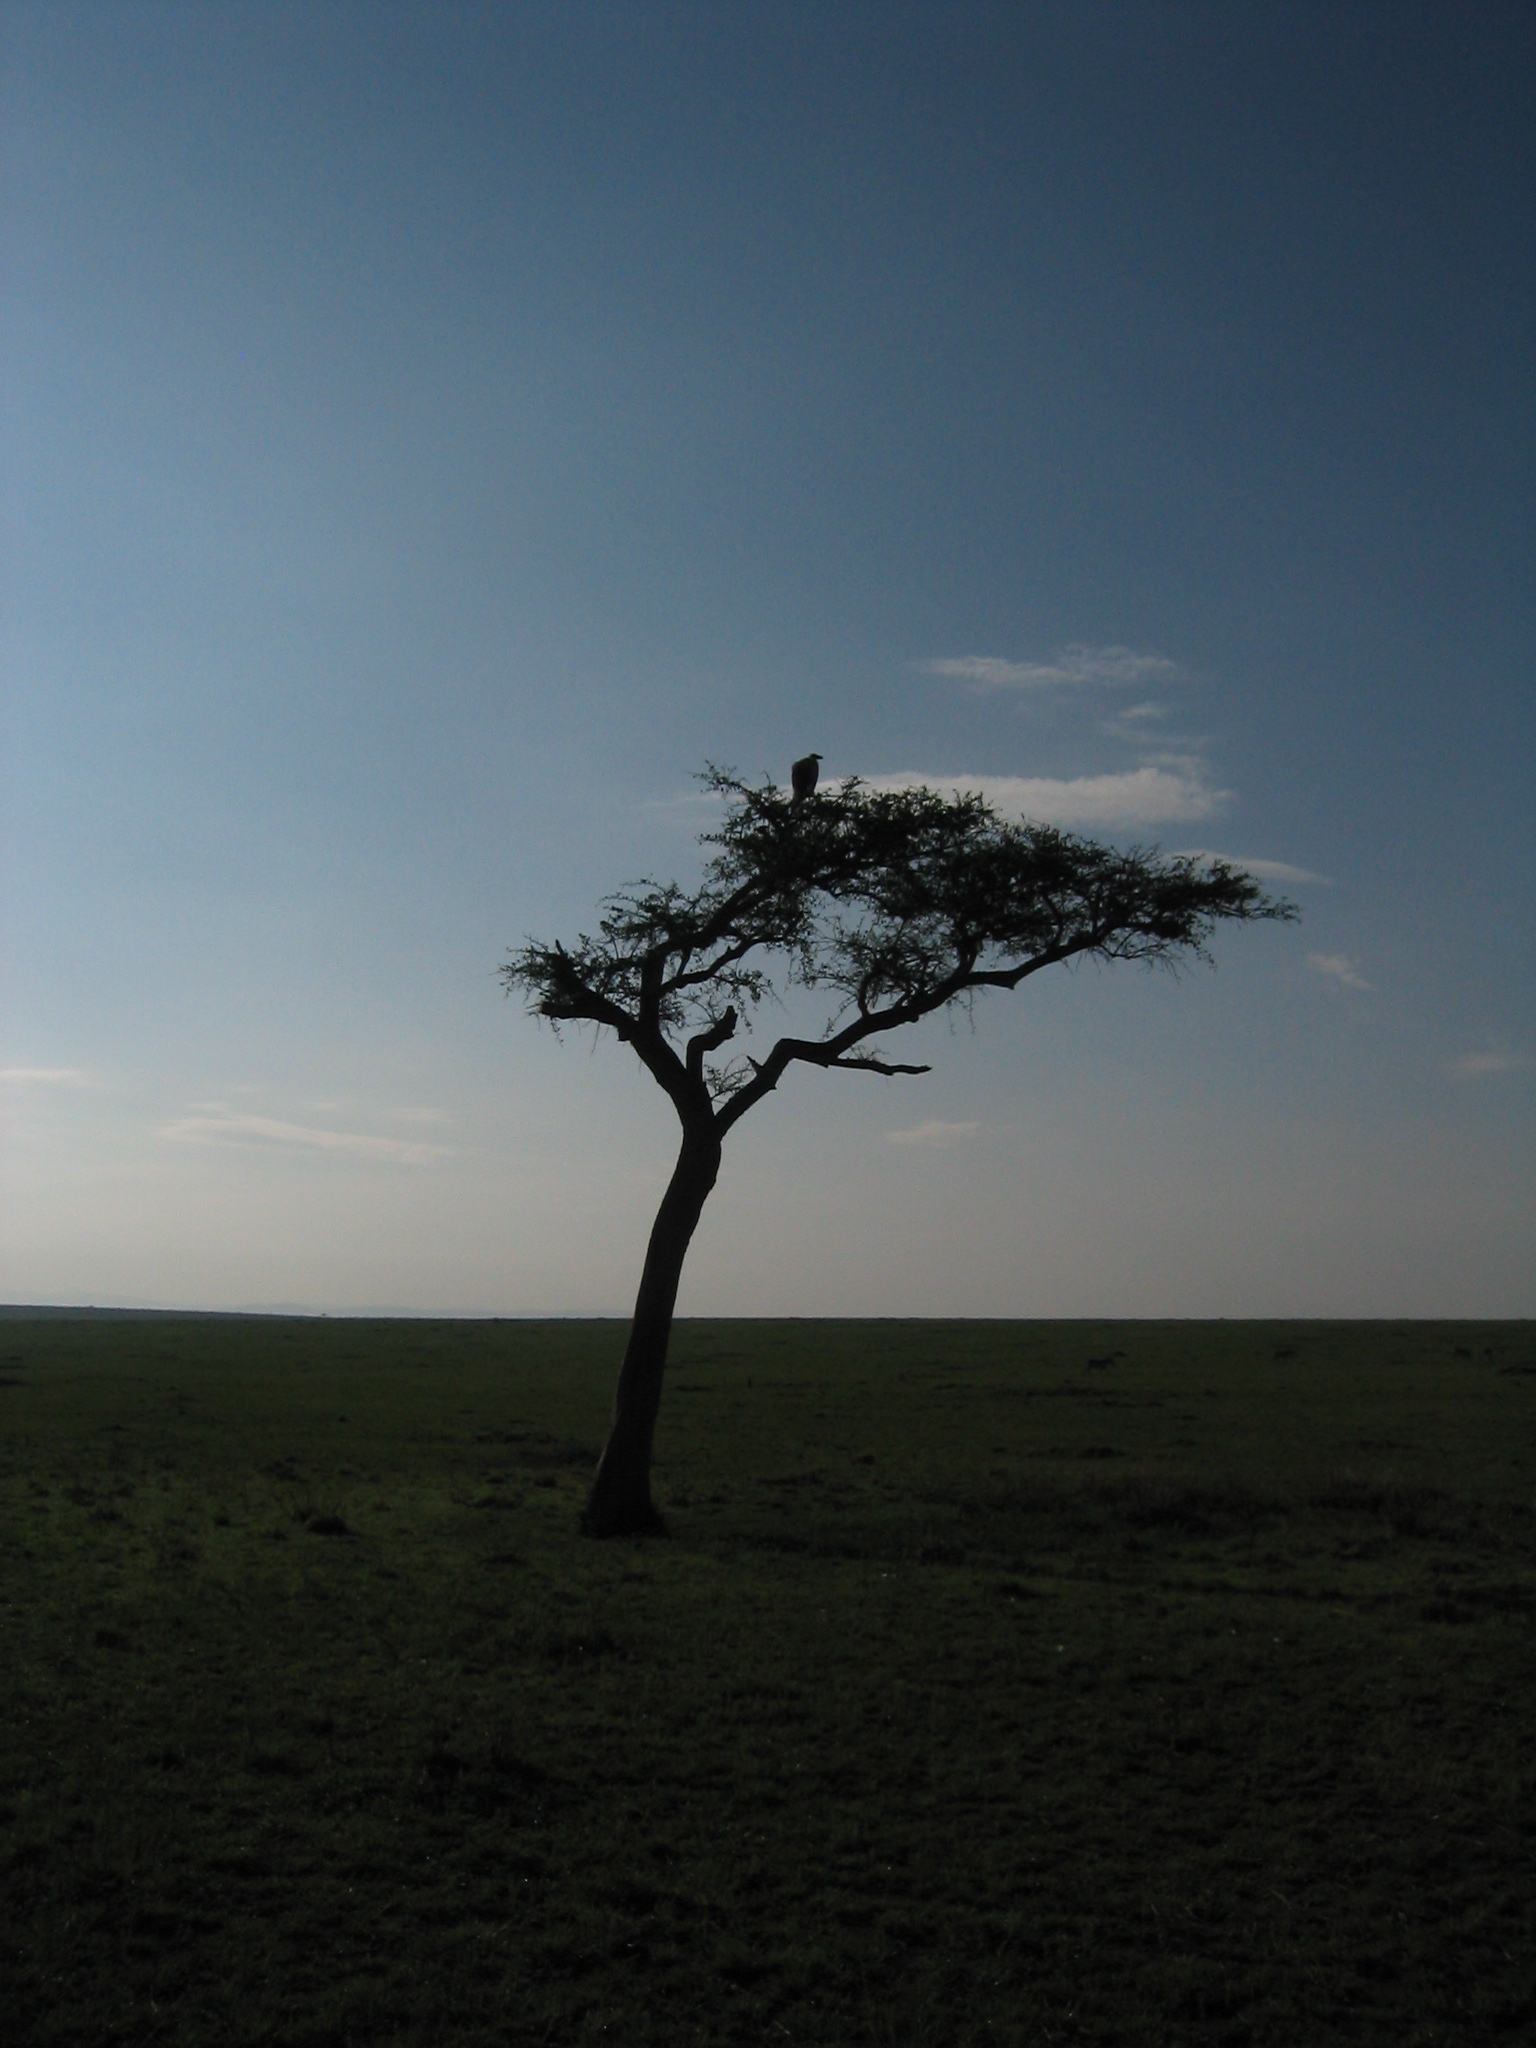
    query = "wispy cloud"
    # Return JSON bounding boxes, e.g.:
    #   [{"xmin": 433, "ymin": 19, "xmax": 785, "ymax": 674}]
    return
[
  {"xmin": 1308, "ymin": 952, "xmax": 1370, "ymax": 991},
  {"xmin": 0, "ymin": 1066, "xmax": 94, "ymax": 1086},
  {"xmin": 1450, "ymin": 1049, "xmax": 1526, "ymax": 1081},
  {"xmin": 1176, "ymin": 851, "xmax": 1327, "ymax": 885},
  {"xmin": 160, "ymin": 1108, "xmax": 456, "ymax": 1165},
  {"xmin": 293, "ymin": 1096, "xmax": 448, "ymax": 1127},
  {"xmin": 888, "ymin": 1119, "xmax": 982, "ymax": 1149},
  {"xmin": 927, "ymin": 645, "xmax": 1178, "ymax": 692},
  {"xmin": 644, "ymin": 787, "xmax": 728, "ymax": 815},
  {"xmin": 864, "ymin": 758, "xmax": 1232, "ymax": 830}
]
